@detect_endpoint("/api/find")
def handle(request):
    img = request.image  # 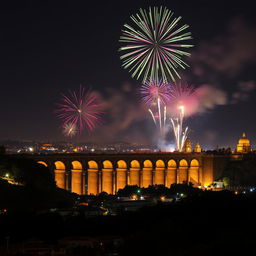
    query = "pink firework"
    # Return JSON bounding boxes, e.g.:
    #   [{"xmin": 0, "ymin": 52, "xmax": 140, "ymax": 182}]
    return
[
  {"xmin": 171, "ymin": 83, "xmax": 195, "ymax": 99},
  {"xmin": 55, "ymin": 86, "xmax": 102, "ymax": 133},
  {"xmin": 141, "ymin": 80, "xmax": 170, "ymax": 135},
  {"xmin": 140, "ymin": 80, "xmax": 172, "ymax": 106},
  {"xmin": 169, "ymin": 83, "xmax": 197, "ymax": 116}
]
